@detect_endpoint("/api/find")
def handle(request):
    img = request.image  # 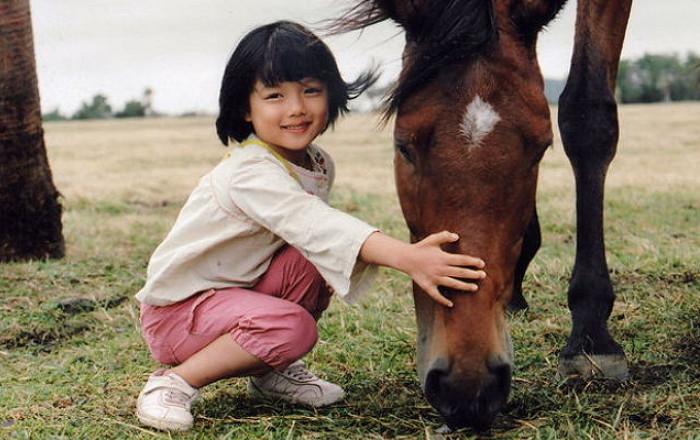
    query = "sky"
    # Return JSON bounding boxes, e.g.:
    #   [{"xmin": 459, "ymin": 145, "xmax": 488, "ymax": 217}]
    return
[{"xmin": 31, "ymin": 0, "xmax": 700, "ymax": 116}]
